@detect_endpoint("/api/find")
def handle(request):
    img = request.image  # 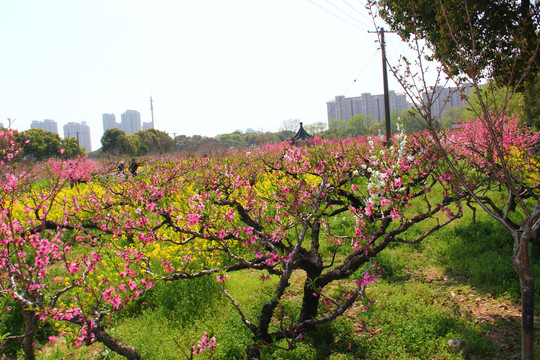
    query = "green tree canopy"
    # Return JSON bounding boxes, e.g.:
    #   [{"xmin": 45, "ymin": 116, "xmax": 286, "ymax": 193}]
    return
[
  {"xmin": 101, "ymin": 128, "xmax": 137, "ymax": 156},
  {"xmin": 328, "ymin": 119, "xmax": 346, "ymax": 131},
  {"xmin": 19, "ymin": 129, "xmax": 62, "ymax": 161},
  {"xmin": 61, "ymin": 137, "xmax": 85, "ymax": 159},
  {"xmin": 218, "ymin": 133, "xmax": 244, "ymax": 148},
  {"xmin": 276, "ymin": 130, "xmax": 295, "ymax": 141},
  {"xmin": 375, "ymin": 0, "xmax": 539, "ymax": 86},
  {"xmin": 523, "ymin": 71, "xmax": 540, "ymax": 130},
  {"xmin": 398, "ymin": 108, "xmax": 427, "ymax": 133},
  {"xmin": 304, "ymin": 122, "xmax": 328, "ymax": 136},
  {"xmin": 345, "ymin": 114, "xmax": 369, "ymax": 137},
  {"xmin": 133, "ymin": 129, "xmax": 174, "ymax": 154},
  {"xmin": 462, "ymin": 83, "xmax": 525, "ymax": 121},
  {"xmin": 101, "ymin": 128, "xmax": 125, "ymax": 154},
  {"xmin": 127, "ymin": 134, "xmax": 147, "ymax": 156}
]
